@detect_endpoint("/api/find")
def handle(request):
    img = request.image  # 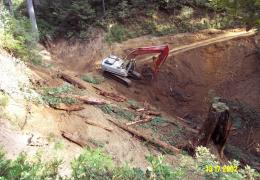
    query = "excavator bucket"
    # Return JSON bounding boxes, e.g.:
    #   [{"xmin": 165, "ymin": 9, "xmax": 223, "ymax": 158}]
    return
[{"xmin": 141, "ymin": 65, "xmax": 154, "ymax": 80}]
